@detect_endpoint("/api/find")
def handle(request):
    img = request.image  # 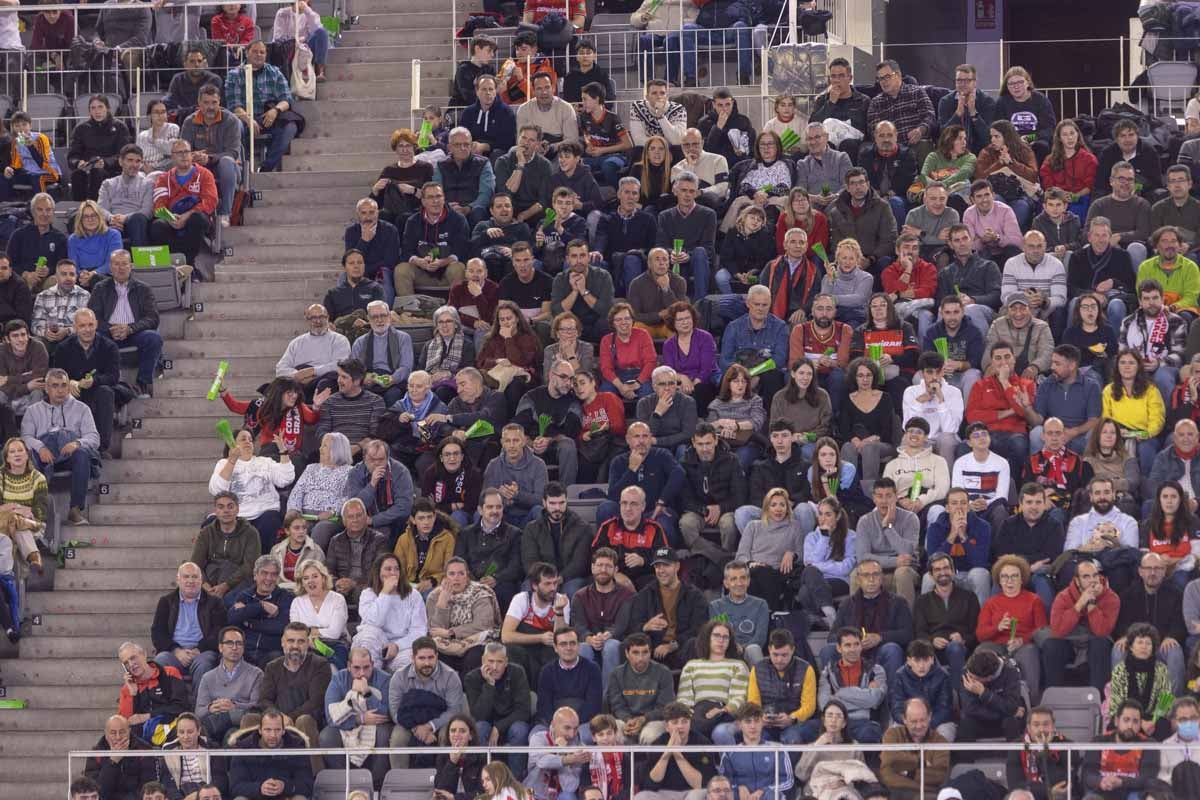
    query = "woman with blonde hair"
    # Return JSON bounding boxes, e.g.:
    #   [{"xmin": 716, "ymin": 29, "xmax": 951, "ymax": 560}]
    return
[
  {"xmin": 717, "ymin": 204, "xmax": 777, "ymax": 292},
  {"xmin": 995, "ymin": 65, "xmax": 1057, "ymax": 162},
  {"xmin": 820, "ymin": 238, "xmax": 873, "ymax": 329},
  {"xmin": 481, "ymin": 761, "xmax": 528, "ymax": 800},
  {"xmin": 798, "ymin": 496, "xmax": 855, "ymax": 629},
  {"xmin": 289, "ymin": 558, "xmax": 349, "ymax": 667},
  {"xmin": 628, "ymin": 134, "xmax": 673, "ymax": 215},
  {"xmin": 68, "ymin": 199, "xmax": 123, "ymax": 288},
  {"xmin": 737, "ymin": 486, "xmax": 806, "ymax": 610},
  {"xmin": 0, "ymin": 437, "xmax": 48, "ymax": 574},
  {"xmin": 774, "ymin": 186, "xmax": 829, "ymax": 255}
]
